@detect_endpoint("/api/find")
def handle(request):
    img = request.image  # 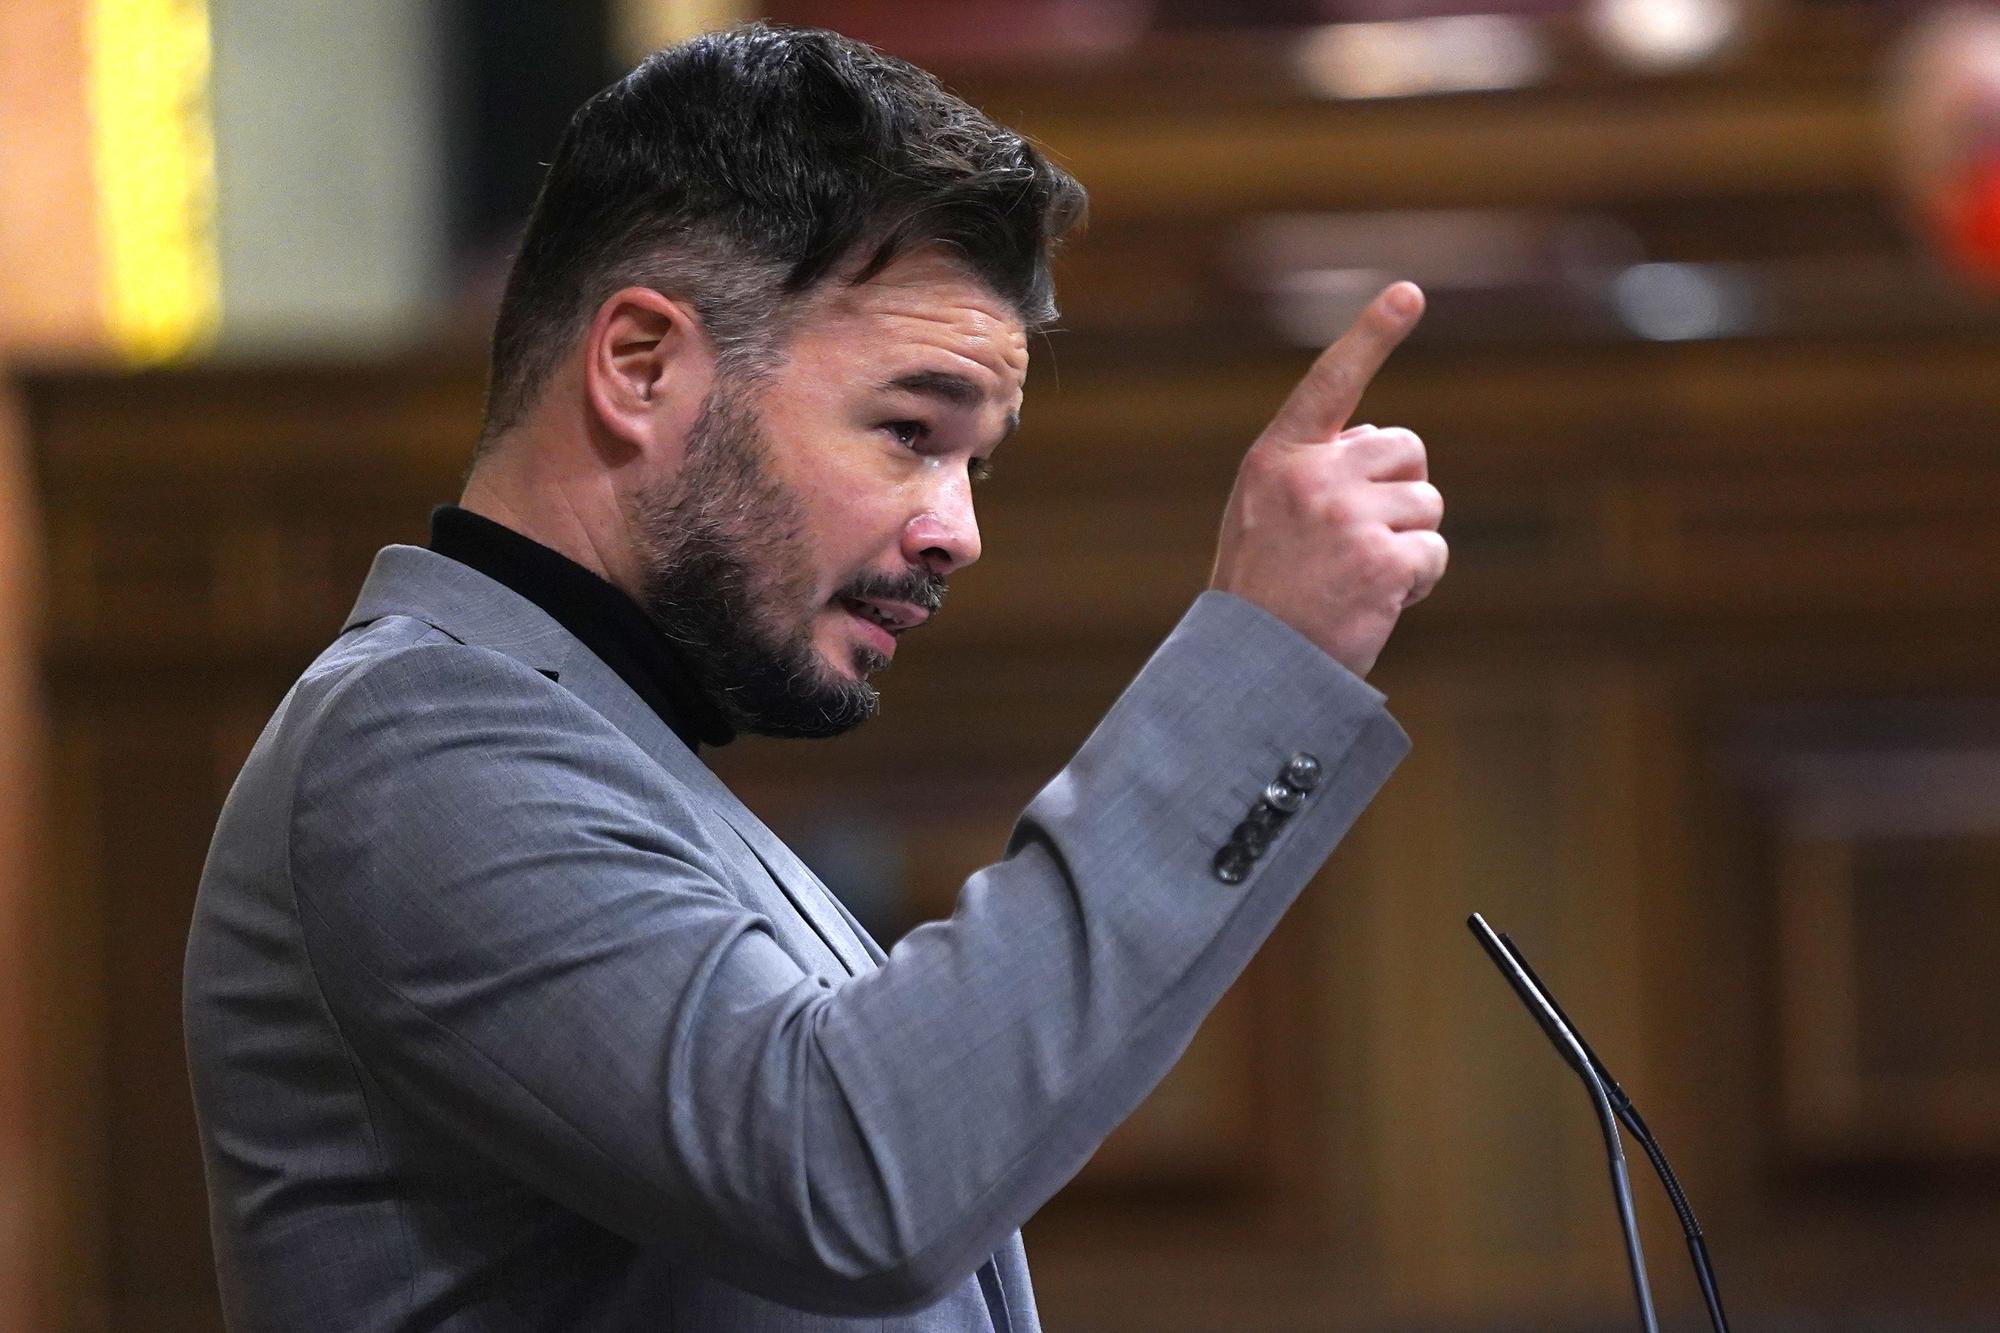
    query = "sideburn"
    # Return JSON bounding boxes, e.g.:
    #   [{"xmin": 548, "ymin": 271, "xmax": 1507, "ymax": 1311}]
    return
[{"xmin": 631, "ymin": 383, "xmax": 884, "ymax": 739}]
